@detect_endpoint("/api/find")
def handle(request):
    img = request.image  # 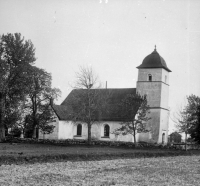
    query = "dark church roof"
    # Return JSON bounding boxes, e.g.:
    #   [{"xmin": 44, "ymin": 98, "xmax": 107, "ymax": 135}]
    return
[
  {"xmin": 52, "ymin": 88, "xmax": 136, "ymax": 121},
  {"xmin": 137, "ymin": 48, "xmax": 172, "ymax": 72}
]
